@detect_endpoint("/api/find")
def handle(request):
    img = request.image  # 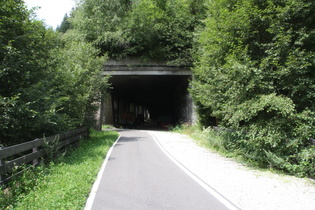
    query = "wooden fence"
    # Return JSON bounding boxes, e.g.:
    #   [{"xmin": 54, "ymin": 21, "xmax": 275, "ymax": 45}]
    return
[{"xmin": 0, "ymin": 127, "xmax": 89, "ymax": 185}]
